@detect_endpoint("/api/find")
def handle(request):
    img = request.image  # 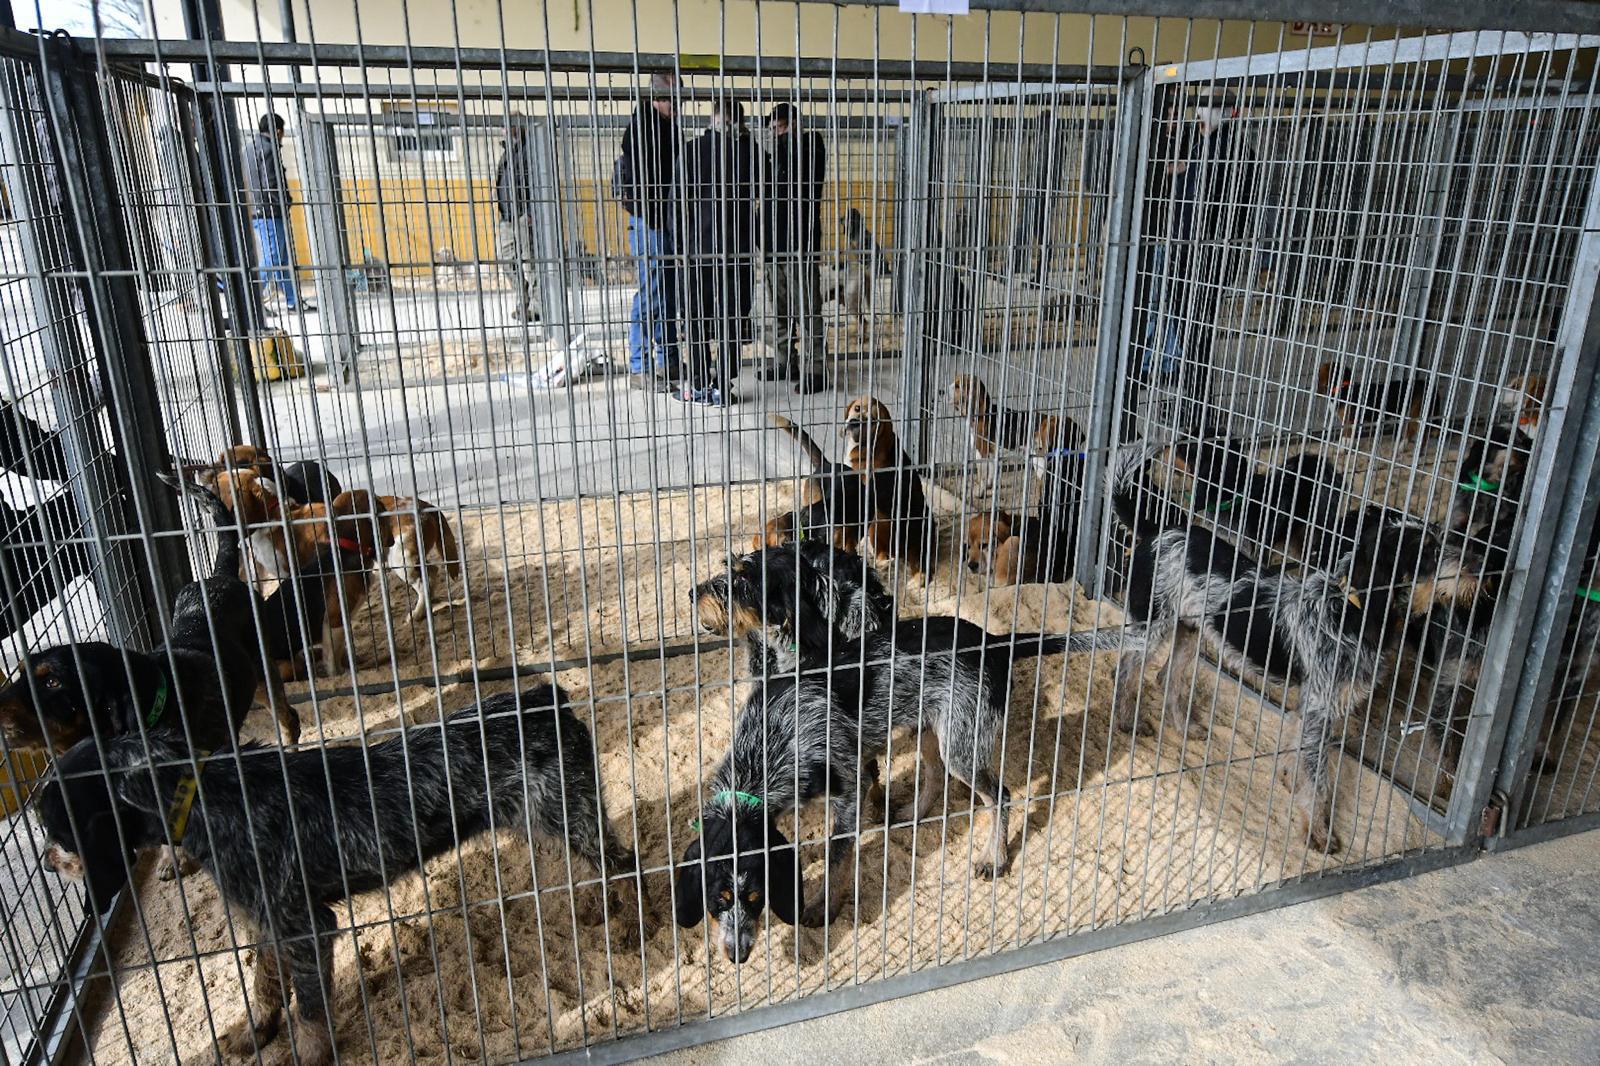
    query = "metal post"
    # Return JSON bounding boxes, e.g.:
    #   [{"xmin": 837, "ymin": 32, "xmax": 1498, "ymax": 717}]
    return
[
  {"xmin": 174, "ymin": 90, "xmax": 244, "ymax": 447},
  {"xmin": 300, "ymin": 113, "xmax": 359, "ymax": 381},
  {"xmin": 1078, "ymin": 66, "xmax": 1149, "ymax": 595},
  {"xmin": 898, "ymin": 91, "xmax": 934, "ymax": 464},
  {"xmin": 182, "ymin": 0, "xmax": 268, "ymax": 445},
  {"xmin": 40, "ymin": 37, "xmax": 190, "ymax": 639},
  {"xmin": 527, "ymin": 117, "xmax": 571, "ymax": 349},
  {"xmin": 0, "ymin": 59, "xmax": 135, "ymax": 643},
  {"xmin": 1449, "ymin": 152, "xmax": 1600, "ymax": 840}
]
